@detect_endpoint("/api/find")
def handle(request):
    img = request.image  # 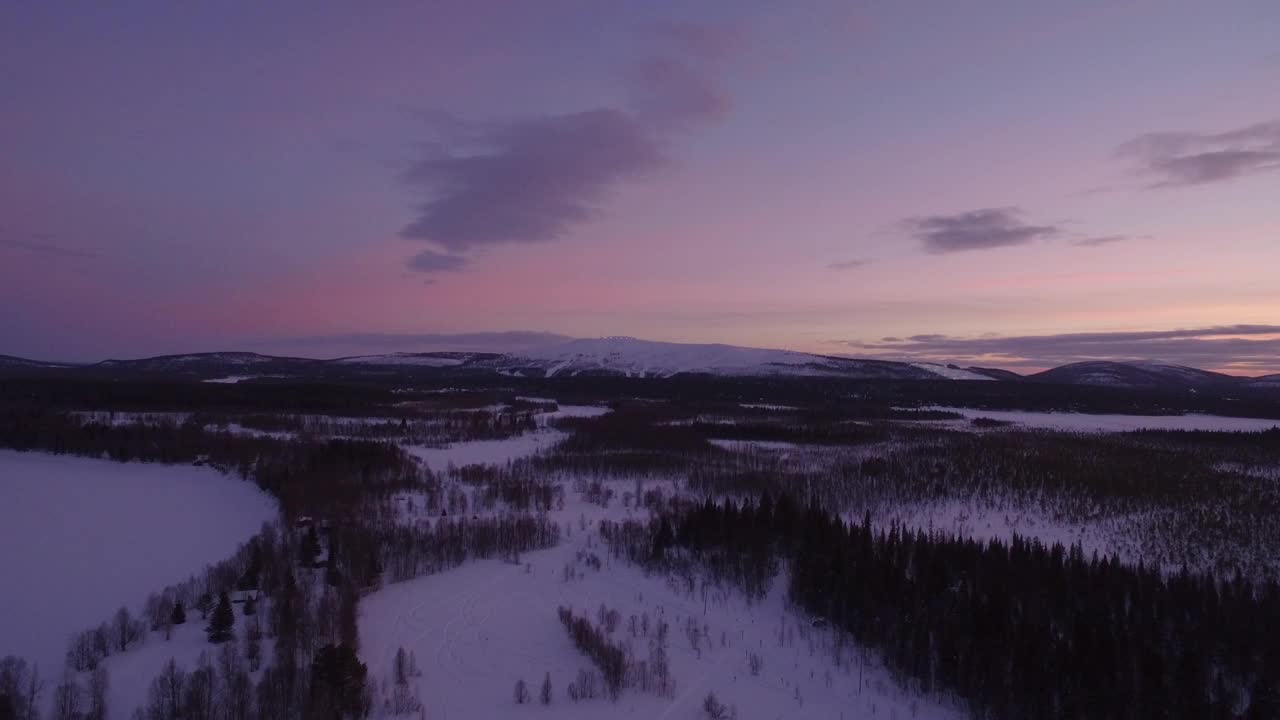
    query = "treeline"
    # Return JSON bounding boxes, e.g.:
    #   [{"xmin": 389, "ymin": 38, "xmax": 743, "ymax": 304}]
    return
[
  {"xmin": 620, "ymin": 494, "xmax": 1280, "ymax": 719},
  {"xmin": 557, "ymin": 607, "xmax": 626, "ymax": 700},
  {"xmin": 0, "ymin": 408, "xmax": 422, "ymax": 517}
]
